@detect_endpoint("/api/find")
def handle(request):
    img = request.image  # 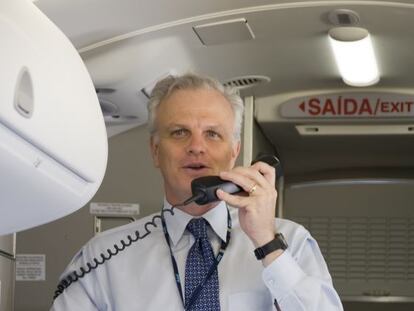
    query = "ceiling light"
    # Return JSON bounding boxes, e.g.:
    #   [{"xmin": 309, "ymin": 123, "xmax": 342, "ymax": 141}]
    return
[{"xmin": 328, "ymin": 27, "xmax": 379, "ymax": 87}]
